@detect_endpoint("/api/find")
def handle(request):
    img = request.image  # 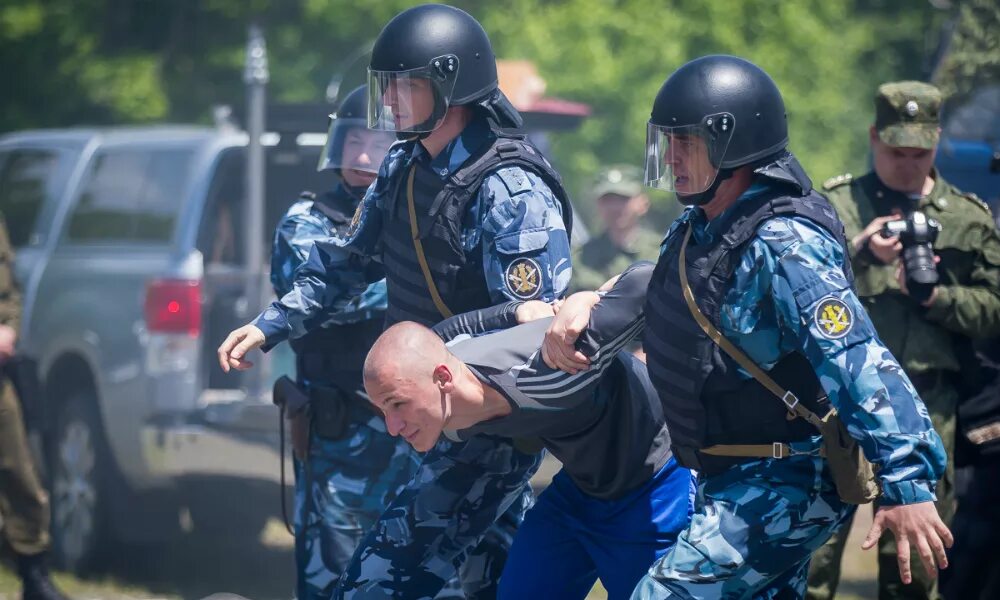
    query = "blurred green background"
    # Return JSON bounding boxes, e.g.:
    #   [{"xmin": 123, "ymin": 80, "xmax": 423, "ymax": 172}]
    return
[{"xmin": 2, "ymin": 0, "xmax": 997, "ymax": 230}]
